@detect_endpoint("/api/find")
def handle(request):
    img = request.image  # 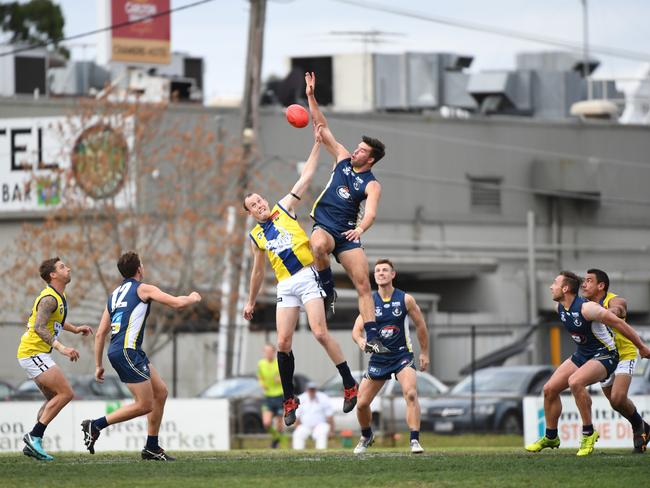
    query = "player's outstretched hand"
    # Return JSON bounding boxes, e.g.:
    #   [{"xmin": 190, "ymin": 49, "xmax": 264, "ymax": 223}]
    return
[
  {"xmin": 64, "ymin": 347, "xmax": 80, "ymax": 362},
  {"xmin": 356, "ymin": 338, "xmax": 367, "ymax": 353},
  {"xmin": 305, "ymin": 71, "xmax": 315, "ymax": 97},
  {"xmin": 419, "ymin": 353, "xmax": 430, "ymax": 371},
  {"xmin": 95, "ymin": 366, "xmax": 105, "ymax": 383},
  {"xmin": 189, "ymin": 291, "xmax": 202, "ymax": 303},
  {"xmin": 243, "ymin": 302, "xmax": 255, "ymax": 321},
  {"xmin": 77, "ymin": 325, "xmax": 93, "ymax": 336}
]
